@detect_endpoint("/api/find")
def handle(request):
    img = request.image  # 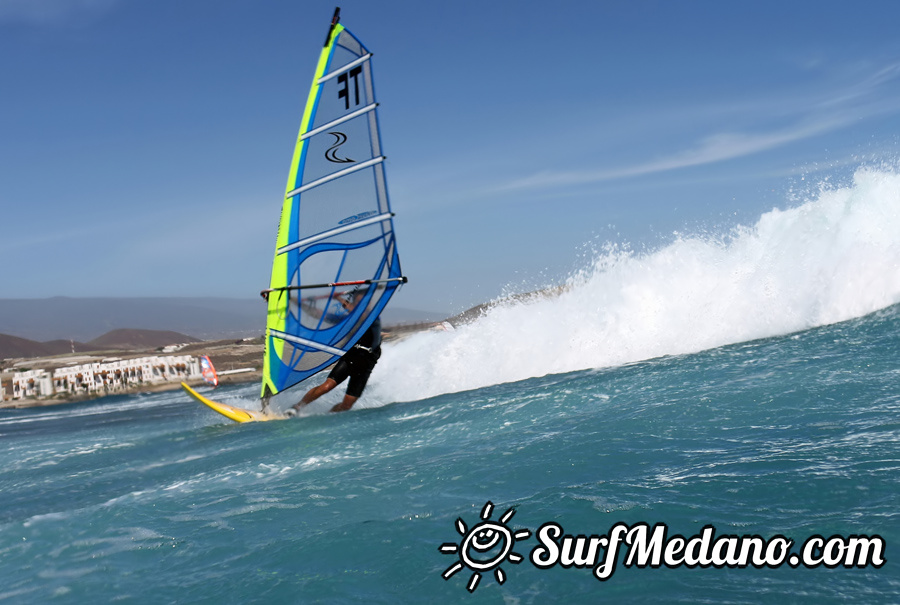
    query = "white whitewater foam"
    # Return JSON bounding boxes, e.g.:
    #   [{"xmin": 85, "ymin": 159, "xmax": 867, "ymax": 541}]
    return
[{"xmin": 369, "ymin": 167, "xmax": 900, "ymax": 404}]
